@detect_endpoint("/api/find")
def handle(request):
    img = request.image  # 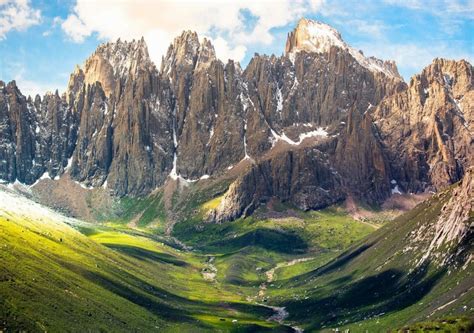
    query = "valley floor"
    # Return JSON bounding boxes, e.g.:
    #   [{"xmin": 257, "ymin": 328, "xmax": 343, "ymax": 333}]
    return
[{"xmin": 0, "ymin": 185, "xmax": 472, "ymax": 332}]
